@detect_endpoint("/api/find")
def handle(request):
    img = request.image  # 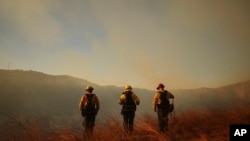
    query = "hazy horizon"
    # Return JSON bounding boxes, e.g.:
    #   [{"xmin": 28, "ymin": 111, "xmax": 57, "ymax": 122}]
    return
[
  {"xmin": 1, "ymin": 0, "xmax": 250, "ymax": 90},
  {"xmin": 1, "ymin": 69, "xmax": 249, "ymax": 91}
]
